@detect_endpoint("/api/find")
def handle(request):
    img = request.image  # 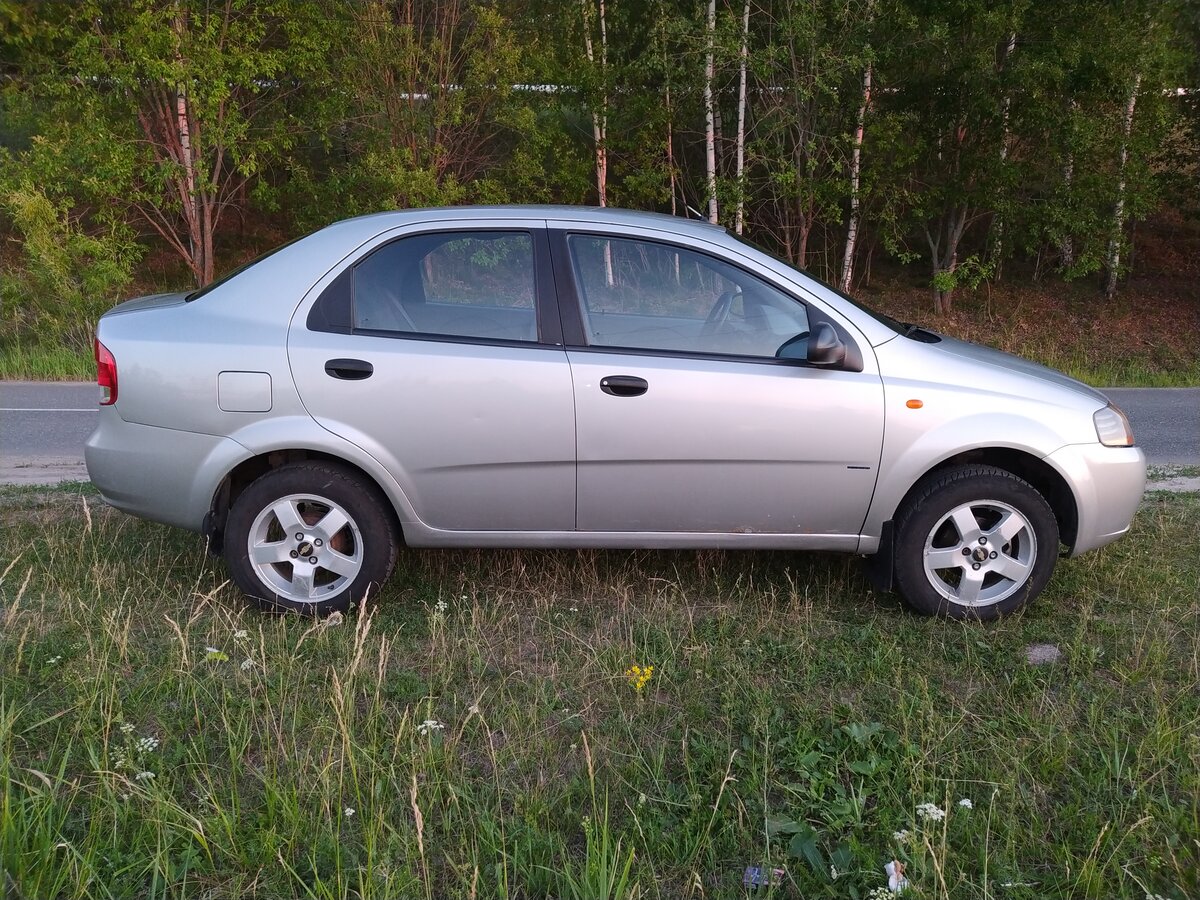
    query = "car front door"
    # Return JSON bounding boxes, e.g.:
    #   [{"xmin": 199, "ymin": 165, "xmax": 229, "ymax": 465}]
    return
[
  {"xmin": 290, "ymin": 224, "xmax": 576, "ymax": 534},
  {"xmin": 554, "ymin": 228, "xmax": 884, "ymax": 543}
]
